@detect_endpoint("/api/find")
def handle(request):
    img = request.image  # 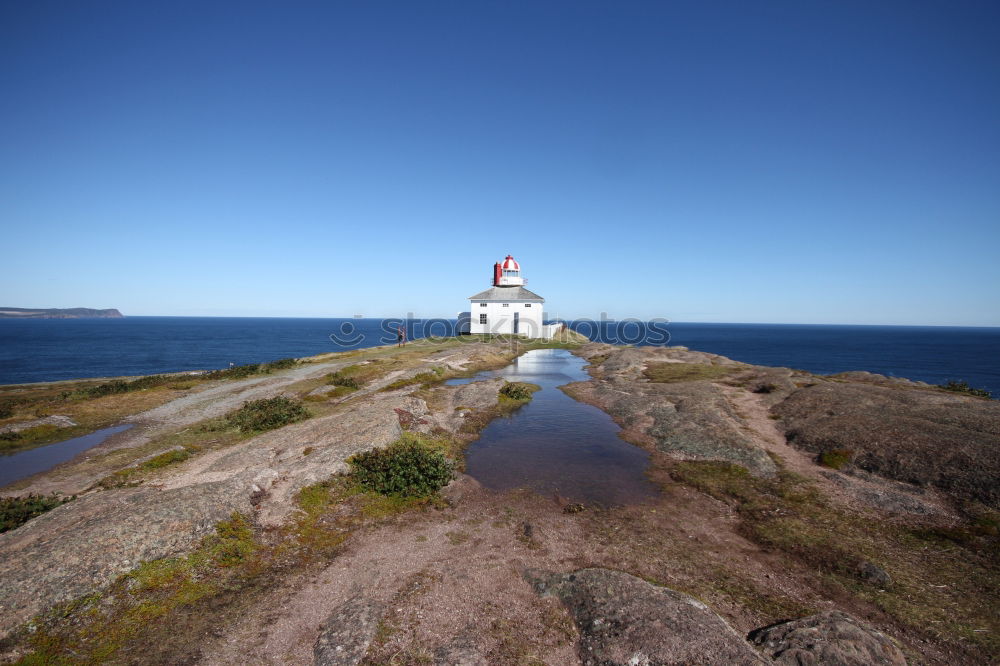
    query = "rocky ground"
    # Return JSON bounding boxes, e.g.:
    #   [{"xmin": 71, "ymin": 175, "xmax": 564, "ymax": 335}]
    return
[{"xmin": 0, "ymin": 336, "xmax": 997, "ymax": 665}]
